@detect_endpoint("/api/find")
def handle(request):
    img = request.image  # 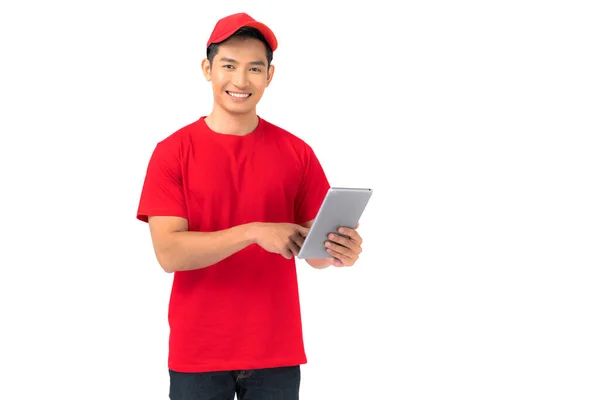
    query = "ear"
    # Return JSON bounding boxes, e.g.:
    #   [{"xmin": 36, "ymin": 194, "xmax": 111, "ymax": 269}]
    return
[
  {"xmin": 265, "ymin": 64, "xmax": 275, "ymax": 87},
  {"xmin": 201, "ymin": 58, "xmax": 212, "ymax": 81}
]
